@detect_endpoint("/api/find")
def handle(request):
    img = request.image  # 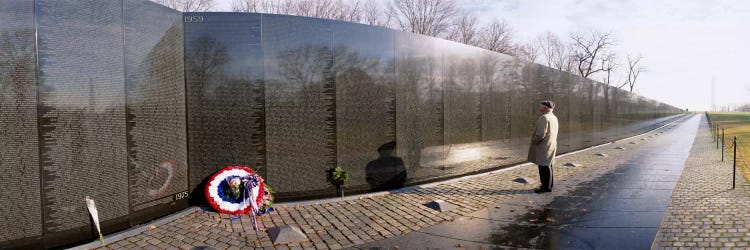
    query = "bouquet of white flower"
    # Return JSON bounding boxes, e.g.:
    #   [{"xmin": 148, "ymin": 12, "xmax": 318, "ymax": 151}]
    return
[{"xmin": 85, "ymin": 196, "xmax": 105, "ymax": 245}]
